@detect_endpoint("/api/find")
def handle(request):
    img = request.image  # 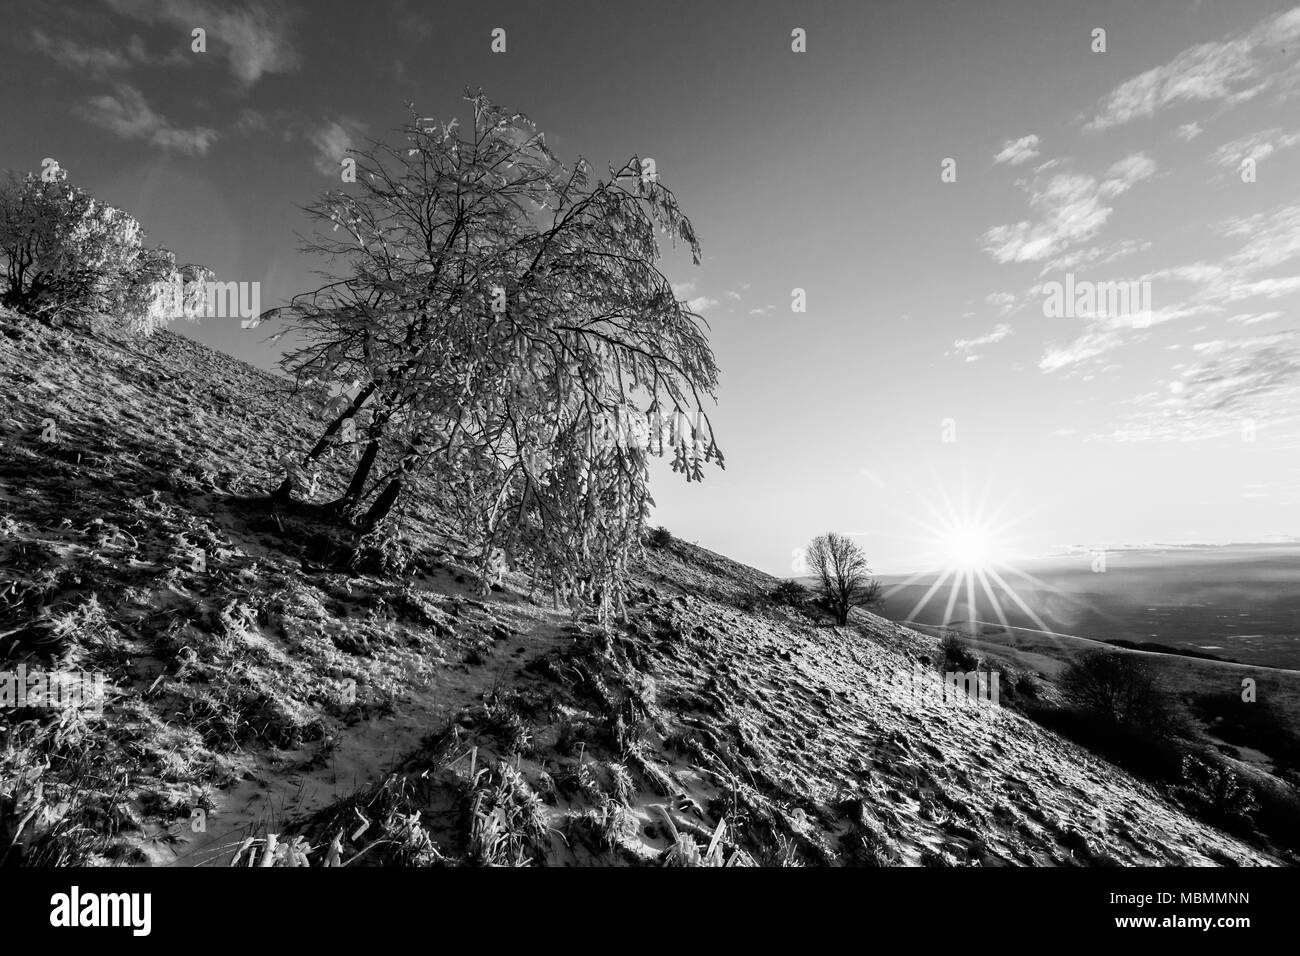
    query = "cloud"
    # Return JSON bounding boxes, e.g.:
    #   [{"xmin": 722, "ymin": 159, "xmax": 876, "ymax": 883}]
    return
[
  {"xmin": 1216, "ymin": 275, "xmax": 1300, "ymax": 302},
  {"xmin": 1084, "ymin": 6, "xmax": 1300, "ymax": 131},
  {"xmin": 985, "ymin": 291, "xmax": 1018, "ymax": 315},
  {"xmin": 951, "ymin": 322, "xmax": 1013, "ymax": 358},
  {"xmin": 1177, "ymin": 121, "xmax": 1204, "ymax": 141},
  {"xmin": 79, "ymin": 83, "xmax": 217, "ymax": 155},
  {"xmin": 30, "ymin": 22, "xmax": 196, "ymax": 77},
  {"xmin": 1039, "ymin": 328, "xmax": 1127, "ymax": 372},
  {"xmin": 30, "ymin": 29, "xmax": 131, "ymax": 73},
  {"xmin": 1222, "ymin": 202, "xmax": 1300, "ymax": 271},
  {"xmin": 309, "ymin": 119, "xmax": 366, "ymax": 175},
  {"xmin": 104, "ymin": 0, "xmax": 299, "ymax": 87},
  {"xmin": 982, "ymin": 155, "xmax": 1155, "ymax": 264},
  {"xmin": 1227, "ymin": 311, "xmax": 1284, "ymax": 326},
  {"xmin": 1143, "ymin": 262, "xmax": 1226, "ymax": 285},
  {"xmin": 670, "ymin": 282, "xmax": 721, "ymax": 312},
  {"xmin": 725, "ymin": 290, "xmax": 743, "ymax": 301},
  {"xmin": 391, "ymin": 0, "xmax": 434, "ymax": 42},
  {"xmin": 1107, "ymin": 332, "xmax": 1300, "ymax": 439},
  {"xmin": 1097, "ymin": 153, "xmax": 1158, "ymax": 198},
  {"xmin": 1041, "ymin": 238, "xmax": 1151, "ymax": 275},
  {"xmin": 993, "ymin": 134, "xmax": 1040, "ymax": 166},
  {"xmin": 1210, "ymin": 127, "xmax": 1300, "ymax": 169},
  {"xmin": 1110, "ymin": 202, "xmax": 1300, "ymax": 351},
  {"xmin": 983, "ymin": 168, "xmax": 1109, "ymax": 263}
]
